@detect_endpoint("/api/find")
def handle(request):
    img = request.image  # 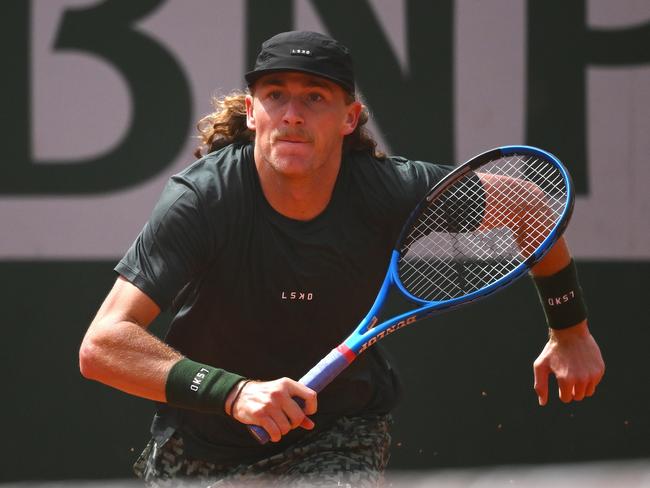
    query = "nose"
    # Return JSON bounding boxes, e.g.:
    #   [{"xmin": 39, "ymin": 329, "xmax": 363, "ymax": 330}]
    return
[{"xmin": 282, "ymin": 96, "xmax": 304, "ymax": 125}]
